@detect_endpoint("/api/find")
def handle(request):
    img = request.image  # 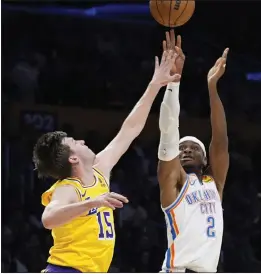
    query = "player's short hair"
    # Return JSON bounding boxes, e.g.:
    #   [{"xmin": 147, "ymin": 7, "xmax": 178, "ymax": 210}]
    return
[{"xmin": 33, "ymin": 131, "xmax": 72, "ymax": 180}]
